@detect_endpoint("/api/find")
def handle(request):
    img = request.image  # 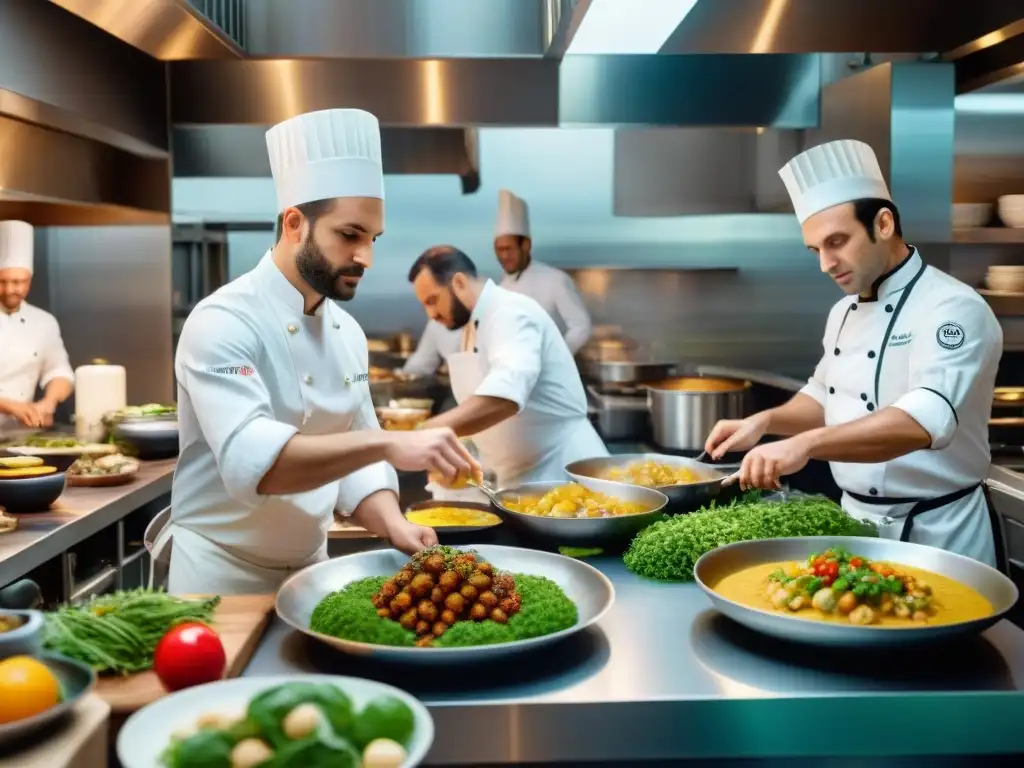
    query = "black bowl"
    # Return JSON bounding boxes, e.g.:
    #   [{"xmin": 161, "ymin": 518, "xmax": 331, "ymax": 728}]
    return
[
  {"xmin": 403, "ymin": 500, "xmax": 503, "ymax": 544},
  {"xmin": 0, "ymin": 471, "xmax": 66, "ymax": 513}
]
